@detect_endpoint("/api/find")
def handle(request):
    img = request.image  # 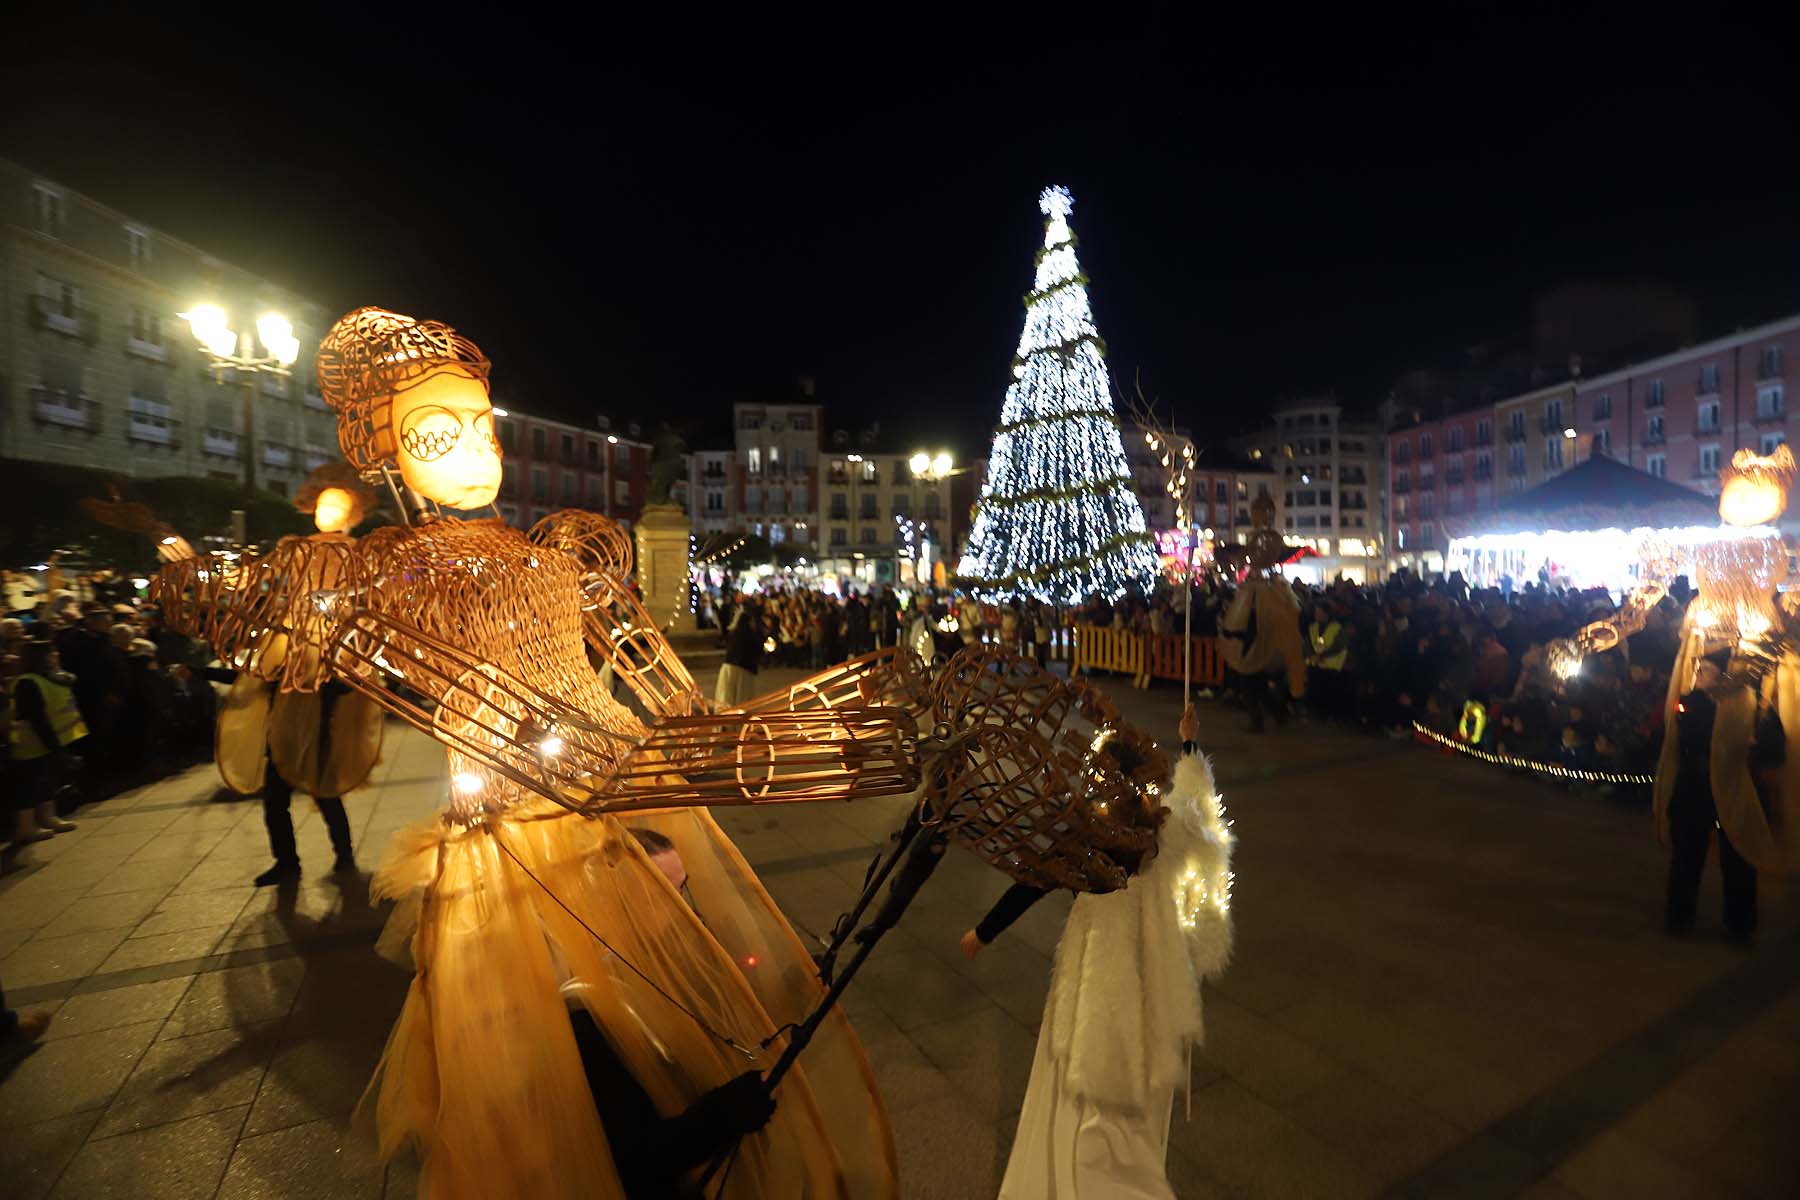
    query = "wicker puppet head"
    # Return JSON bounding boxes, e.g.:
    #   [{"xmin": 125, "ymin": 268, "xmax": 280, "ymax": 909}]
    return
[
  {"xmin": 315, "ymin": 307, "xmax": 501, "ymax": 509},
  {"xmin": 1718, "ymin": 444, "xmax": 1794, "ymax": 529}
]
